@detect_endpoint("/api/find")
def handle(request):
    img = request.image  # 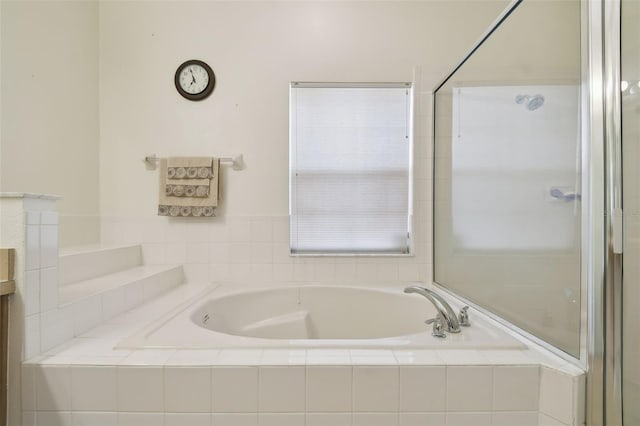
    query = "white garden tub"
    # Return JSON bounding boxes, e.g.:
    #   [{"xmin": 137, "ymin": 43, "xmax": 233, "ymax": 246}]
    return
[{"xmin": 117, "ymin": 284, "xmax": 525, "ymax": 349}]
